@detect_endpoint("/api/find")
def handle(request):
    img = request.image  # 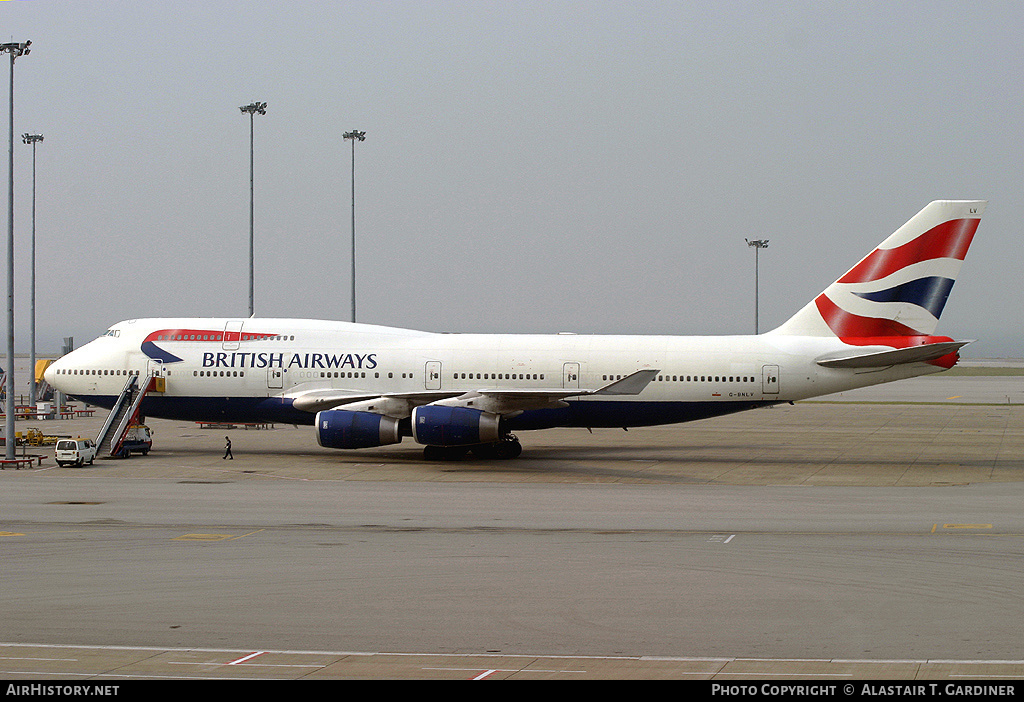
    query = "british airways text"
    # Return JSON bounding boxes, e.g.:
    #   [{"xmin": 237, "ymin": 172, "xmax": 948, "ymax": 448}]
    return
[{"xmin": 203, "ymin": 352, "xmax": 378, "ymax": 370}]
